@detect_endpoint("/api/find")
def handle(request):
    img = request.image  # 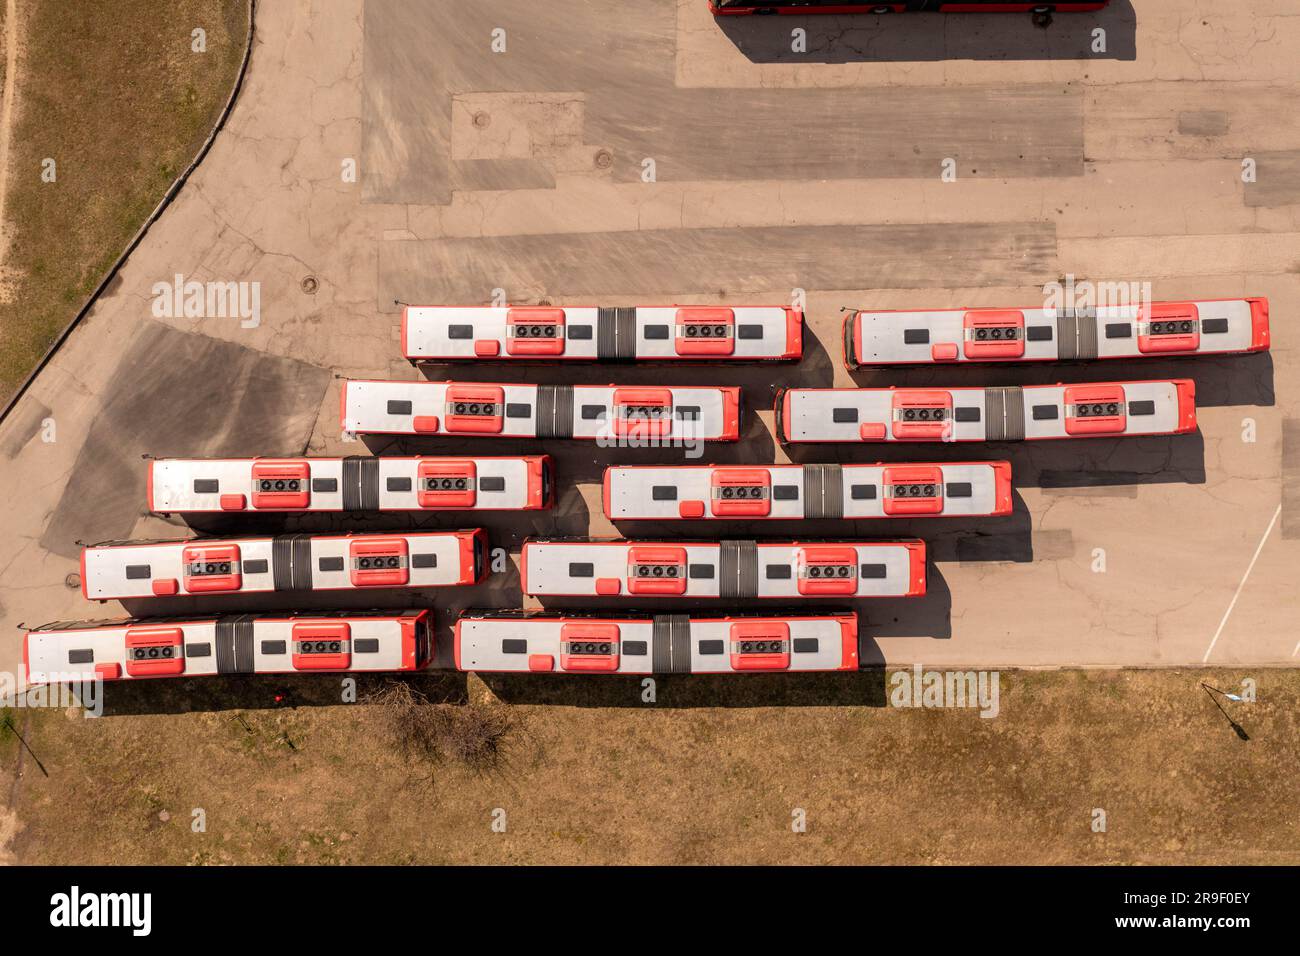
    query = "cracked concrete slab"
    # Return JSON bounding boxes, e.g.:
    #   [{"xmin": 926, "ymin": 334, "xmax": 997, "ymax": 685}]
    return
[
  {"xmin": 377, "ymin": 222, "xmax": 1058, "ymax": 306},
  {"xmin": 363, "ymin": 0, "xmax": 1086, "ymax": 207},
  {"xmin": 0, "ymin": 398, "xmax": 51, "ymax": 460}
]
